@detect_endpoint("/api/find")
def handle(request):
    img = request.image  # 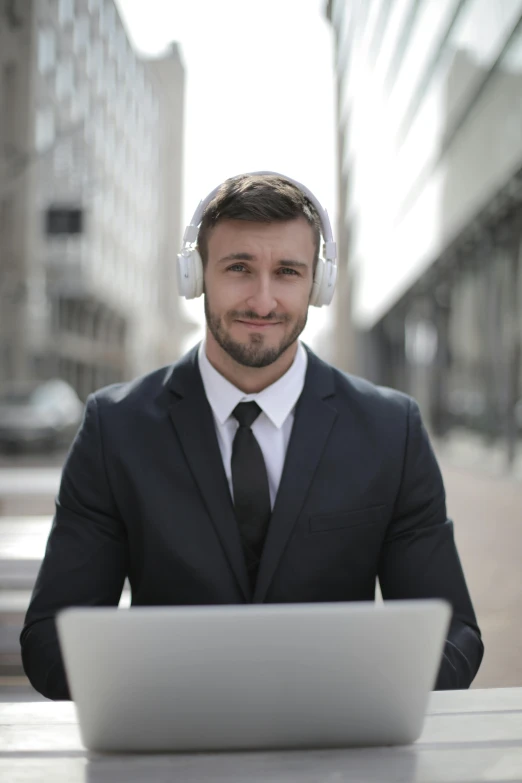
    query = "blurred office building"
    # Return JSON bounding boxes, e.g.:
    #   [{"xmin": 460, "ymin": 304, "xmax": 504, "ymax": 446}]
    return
[
  {"xmin": 0, "ymin": 0, "xmax": 191, "ymax": 400},
  {"xmin": 328, "ymin": 0, "xmax": 522, "ymax": 454}
]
